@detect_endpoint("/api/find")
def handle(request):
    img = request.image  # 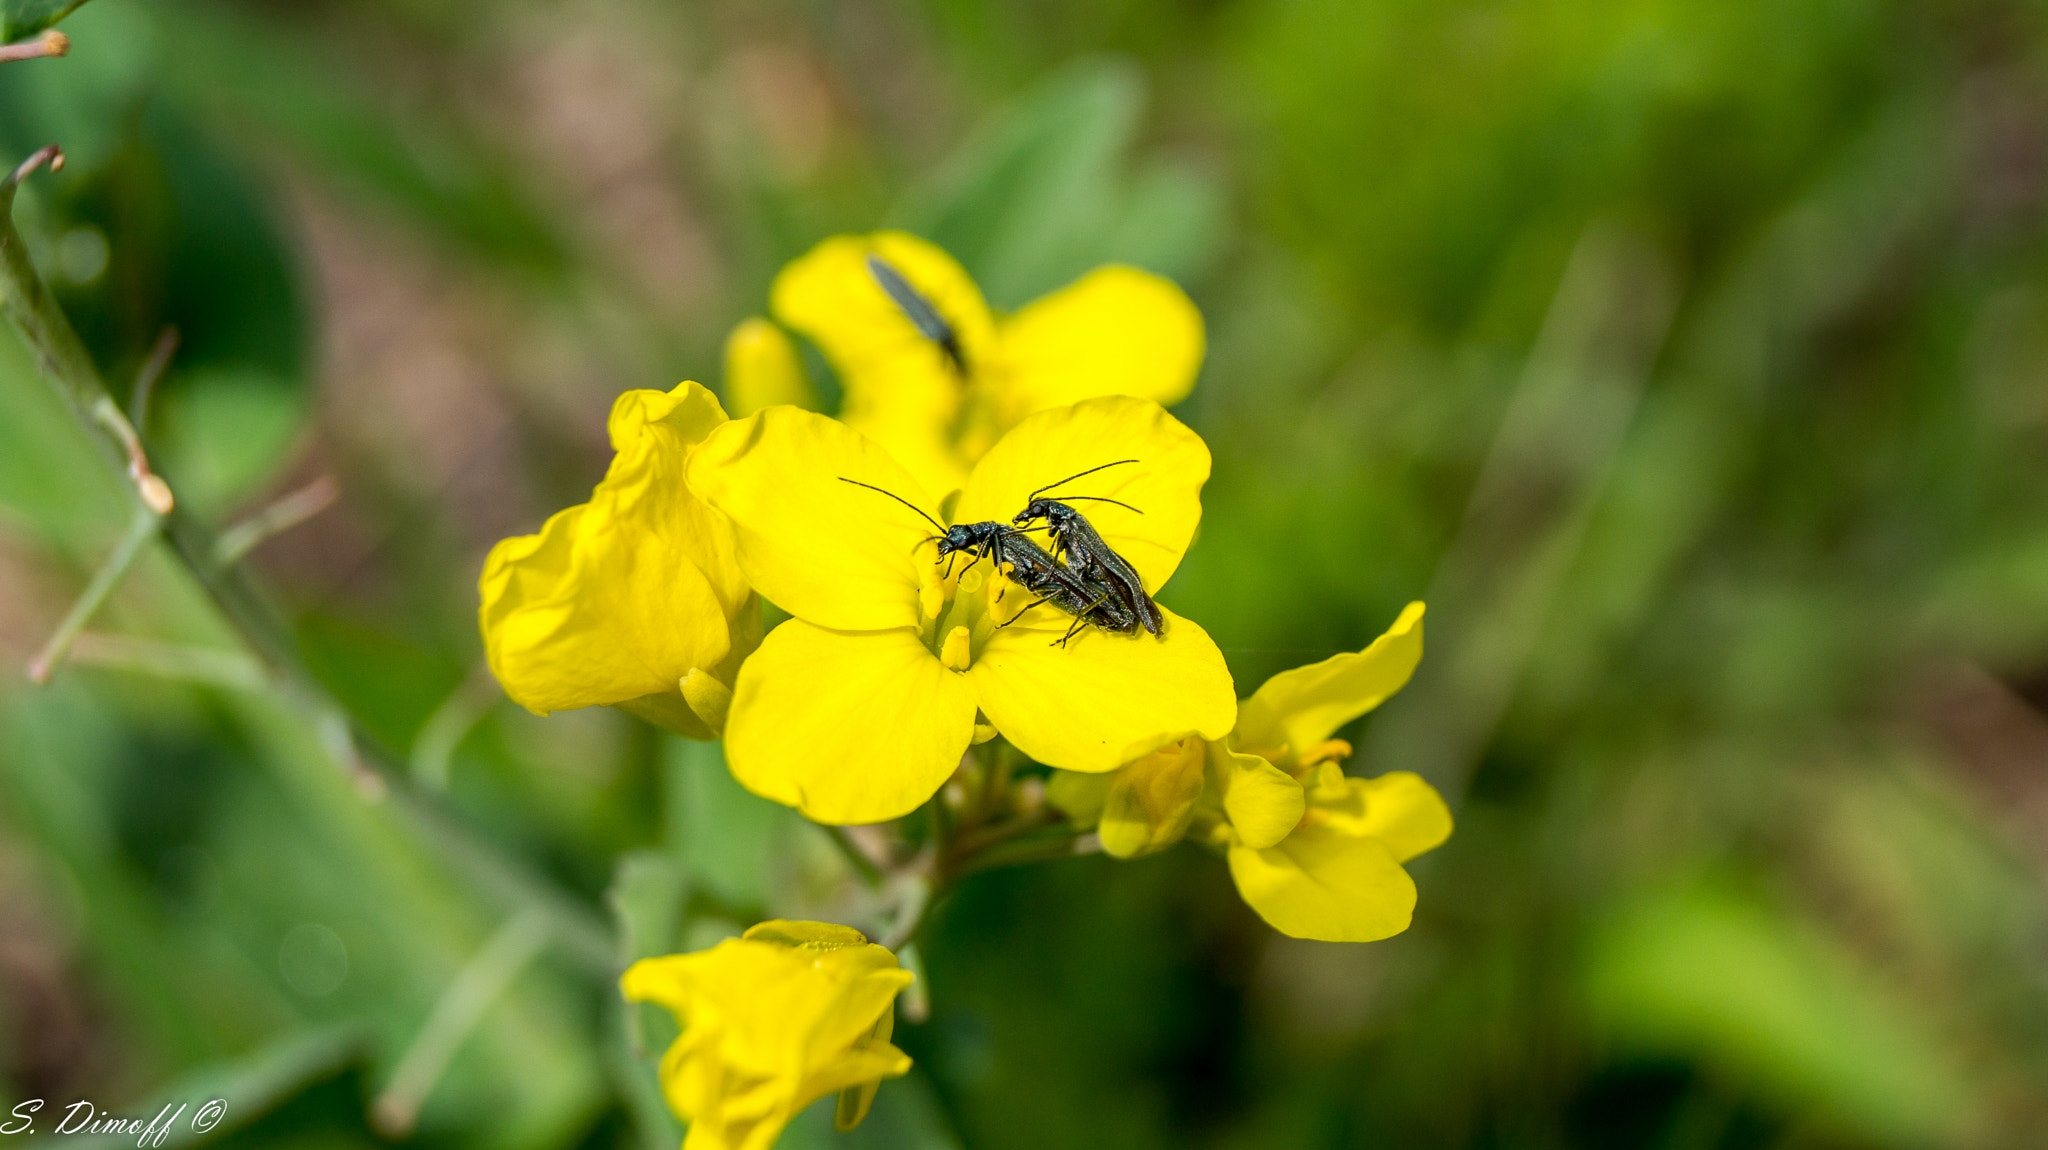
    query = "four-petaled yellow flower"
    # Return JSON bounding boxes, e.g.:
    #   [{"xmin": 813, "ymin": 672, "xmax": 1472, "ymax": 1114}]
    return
[
  {"xmin": 621, "ymin": 920, "xmax": 913, "ymax": 1150},
  {"xmin": 479, "ymin": 381, "xmax": 757, "ymax": 739},
  {"xmin": 1051, "ymin": 602, "xmax": 1452, "ymax": 942},
  {"xmin": 688, "ymin": 395, "xmax": 1237, "ymax": 824},
  {"xmin": 725, "ymin": 232, "xmax": 1204, "ymax": 496}
]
